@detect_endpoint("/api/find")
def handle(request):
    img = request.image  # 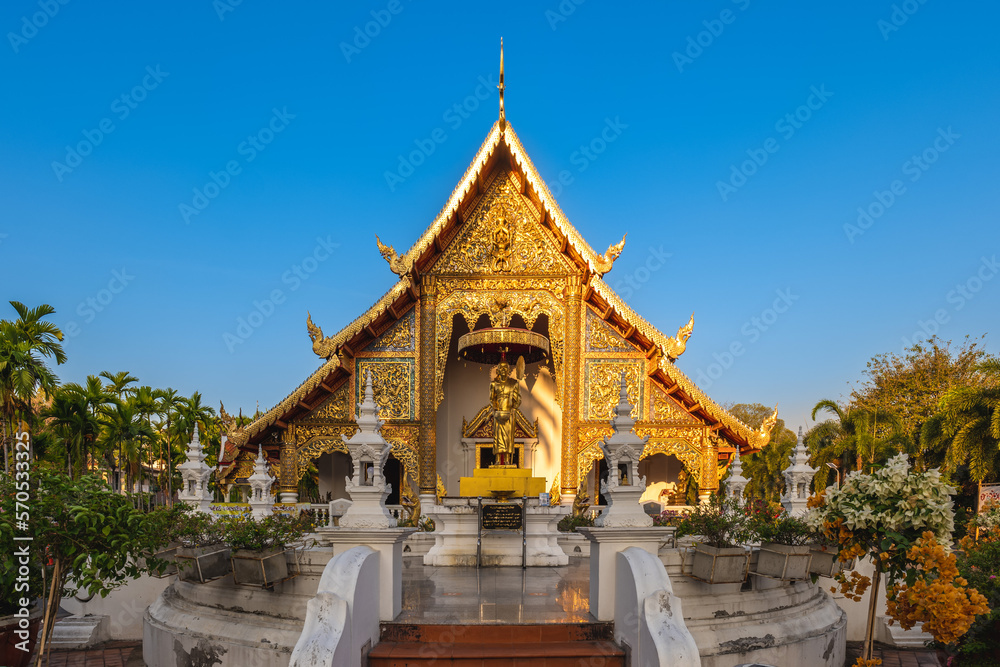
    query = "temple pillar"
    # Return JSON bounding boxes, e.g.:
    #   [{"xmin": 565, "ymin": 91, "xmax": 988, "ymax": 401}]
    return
[
  {"xmin": 560, "ymin": 276, "xmax": 583, "ymax": 501},
  {"xmin": 279, "ymin": 430, "xmax": 299, "ymax": 504},
  {"xmin": 698, "ymin": 431, "xmax": 719, "ymax": 505},
  {"xmin": 418, "ymin": 275, "xmax": 438, "ymax": 499}
]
